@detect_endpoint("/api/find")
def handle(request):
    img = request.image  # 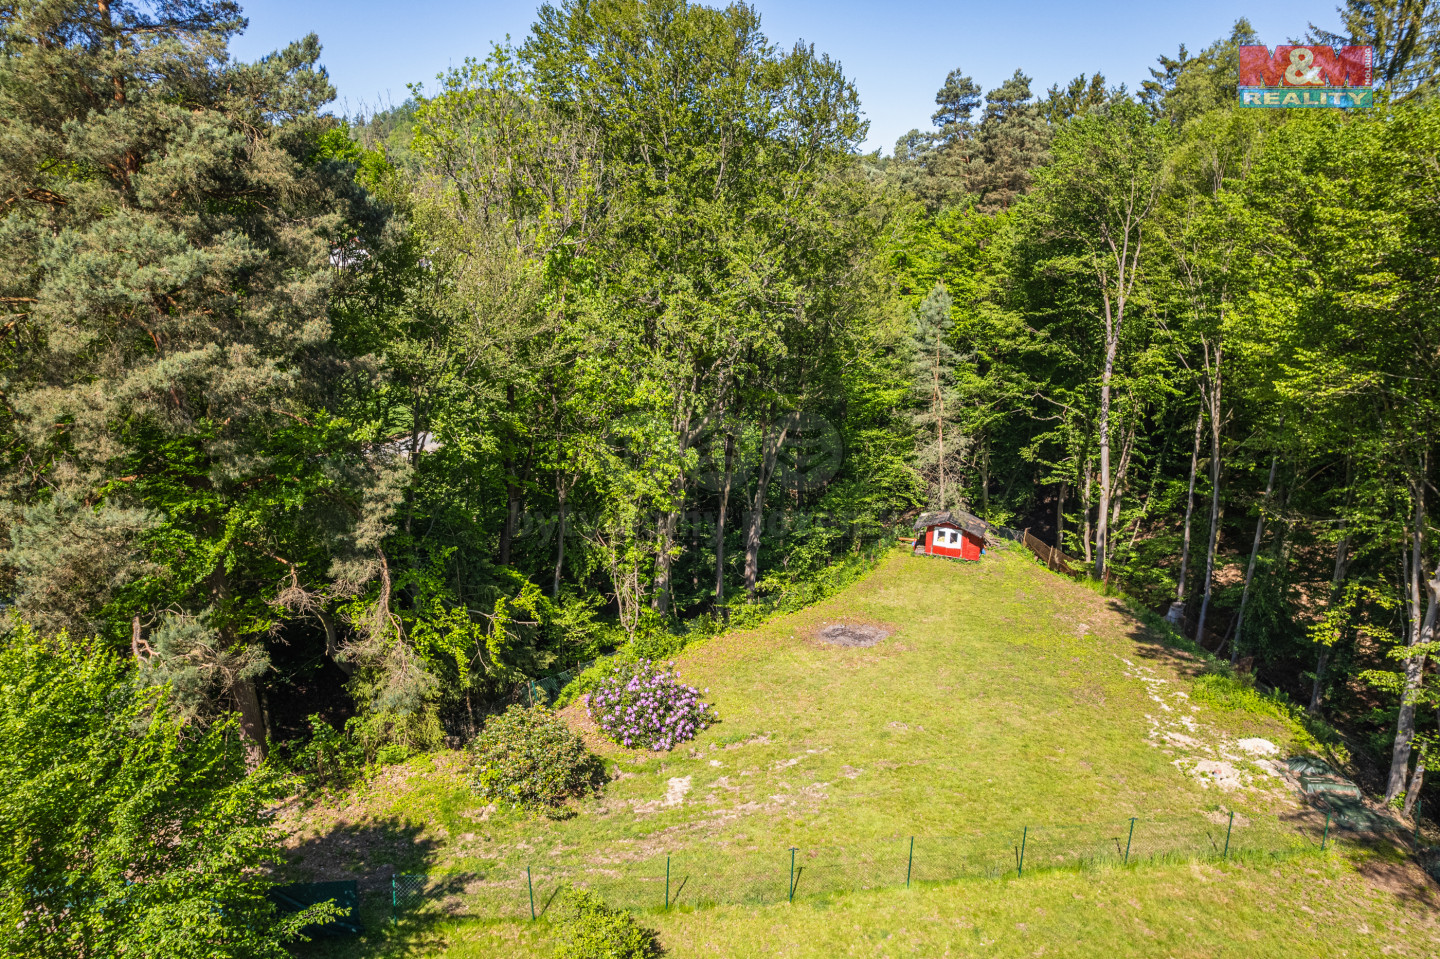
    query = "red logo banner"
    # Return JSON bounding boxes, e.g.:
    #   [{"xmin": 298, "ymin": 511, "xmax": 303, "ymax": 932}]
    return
[{"xmin": 1239, "ymin": 46, "xmax": 1374, "ymax": 88}]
